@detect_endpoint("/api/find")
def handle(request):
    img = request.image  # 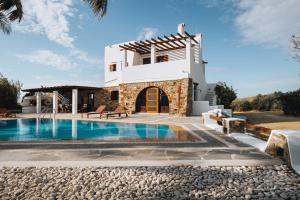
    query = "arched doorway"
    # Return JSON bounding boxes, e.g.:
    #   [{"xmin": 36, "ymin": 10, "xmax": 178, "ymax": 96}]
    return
[{"xmin": 135, "ymin": 87, "xmax": 169, "ymax": 113}]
